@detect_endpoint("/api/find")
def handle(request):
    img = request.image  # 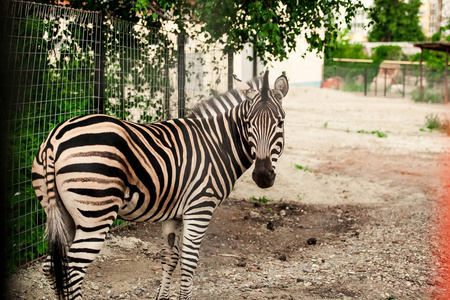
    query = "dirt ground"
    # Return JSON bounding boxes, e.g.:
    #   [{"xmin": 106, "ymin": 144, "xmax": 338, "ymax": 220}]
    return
[{"xmin": 8, "ymin": 87, "xmax": 450, "ymax": 299}]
